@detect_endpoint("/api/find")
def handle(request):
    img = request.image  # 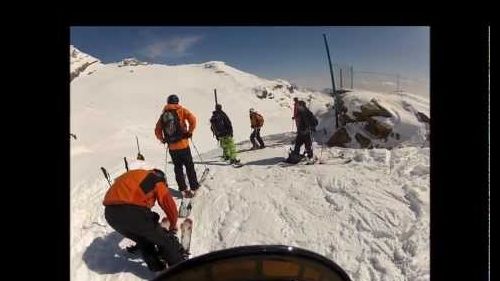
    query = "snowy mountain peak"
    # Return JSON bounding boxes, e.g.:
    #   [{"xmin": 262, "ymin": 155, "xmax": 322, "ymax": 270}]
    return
[
  {"xmin": 70, "ymin": 45, "xmax": 102, "ymax": 81},
  {"xmin": 203, "ymin": 61, "xmax": 226, "ymax": 69},
  {"xmin": 118, "ymin": 57, "xmax": 149, "ymax": 67}
]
